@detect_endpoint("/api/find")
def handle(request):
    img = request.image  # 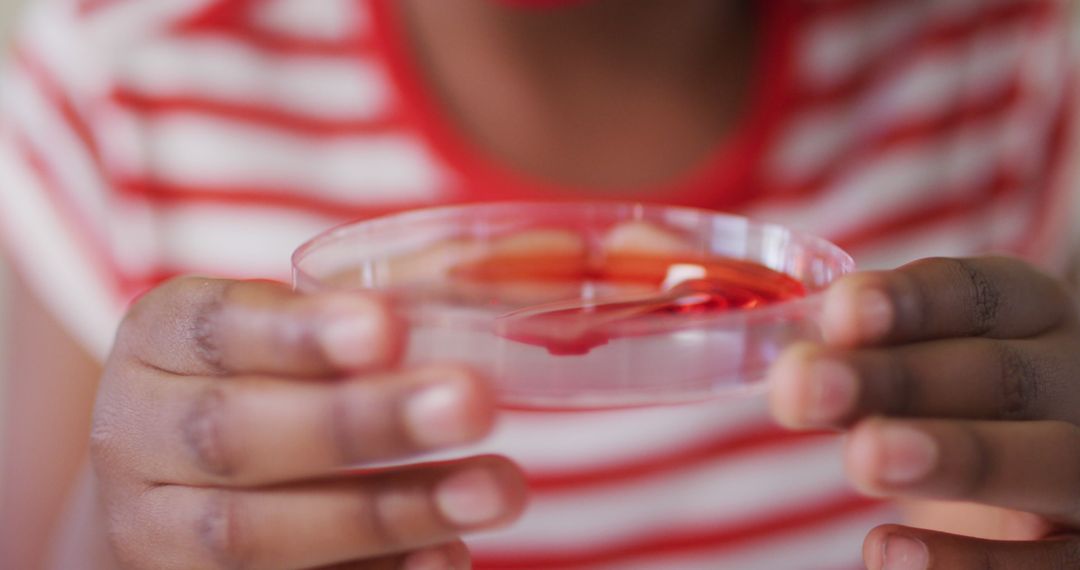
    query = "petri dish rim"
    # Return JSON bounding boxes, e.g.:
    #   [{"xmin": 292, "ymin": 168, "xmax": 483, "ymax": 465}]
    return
[{"xmin": 291, "ymin": 201, "xmax": 855, "ymax": 333}]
